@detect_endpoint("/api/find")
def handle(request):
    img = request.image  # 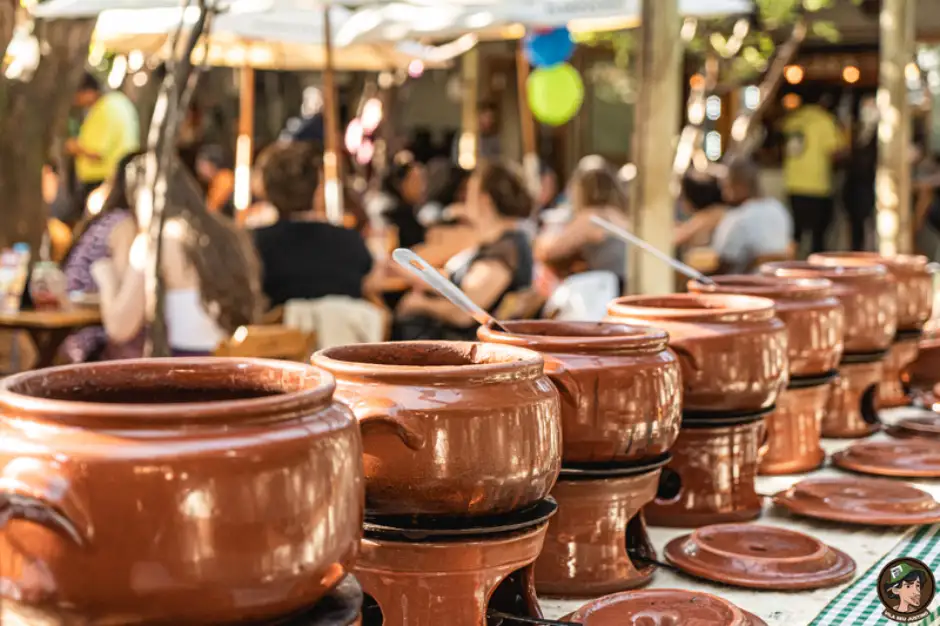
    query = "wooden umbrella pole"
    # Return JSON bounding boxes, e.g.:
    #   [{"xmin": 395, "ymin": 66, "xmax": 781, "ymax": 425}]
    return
[
  {"xmin": 322, "ymin": 5, "xmax": 345, "ymax": 225},
  {"xmin": 515, "ymin": 40, "xmax": 540, "ymax": 197},
  {"xmin": 234, "ymin": 64, "xmax": 255, "ymax": 225}
]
